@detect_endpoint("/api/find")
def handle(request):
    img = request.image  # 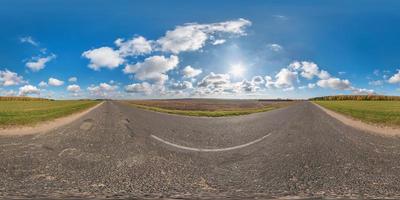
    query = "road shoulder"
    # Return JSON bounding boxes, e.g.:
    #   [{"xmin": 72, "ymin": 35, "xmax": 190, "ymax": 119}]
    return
[
  {"xmin": 312, "ymin": 102, "xmax": 400, "ymax": 137},
  {"xmin": 0, "ymin": 102, "xmax": 104, "ymax": 136}
]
